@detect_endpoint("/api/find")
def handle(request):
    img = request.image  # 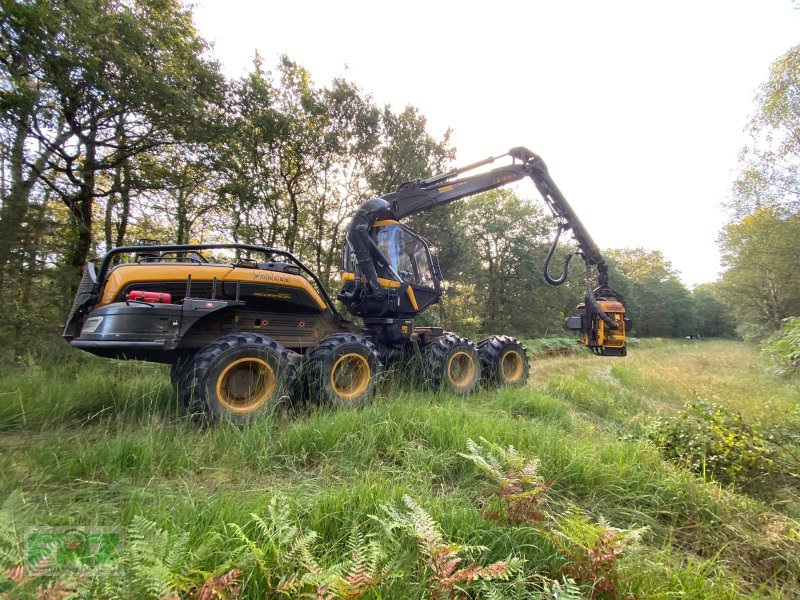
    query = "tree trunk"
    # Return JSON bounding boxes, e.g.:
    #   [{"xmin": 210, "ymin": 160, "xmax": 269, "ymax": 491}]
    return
[
  {"xmin": 115, "ymin": 158, "xmax": 131, "ymax": 247},
  {"xmin": 66, "ymin": 132, "xmax": 97, "ymax": 290},
  {"xmin": 0, "ymin": 123, "xmax": 32, "ymax": 290}
]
